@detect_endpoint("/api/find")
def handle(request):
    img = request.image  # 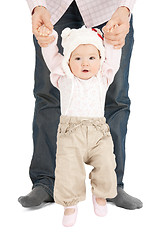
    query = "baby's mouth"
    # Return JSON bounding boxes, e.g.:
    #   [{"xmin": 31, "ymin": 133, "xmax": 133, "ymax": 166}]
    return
[{"xmin": 82, "ymin": 70, "xmax": 89, "ymax": 73}]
